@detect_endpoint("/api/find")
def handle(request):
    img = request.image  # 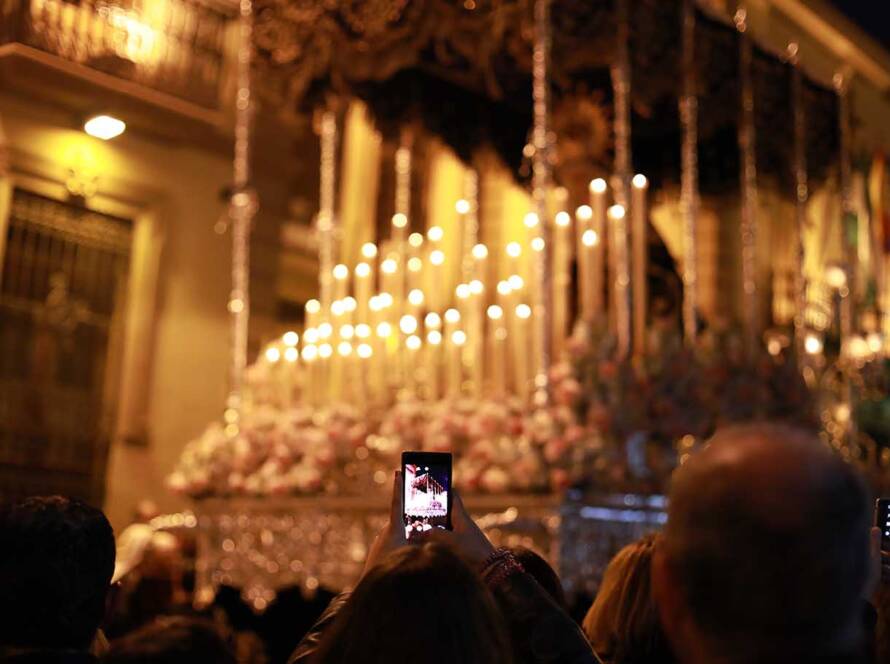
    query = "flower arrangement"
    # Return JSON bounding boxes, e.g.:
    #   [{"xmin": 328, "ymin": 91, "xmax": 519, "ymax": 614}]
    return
[{"xmin": 170, "ymin": 325, "xmax": 820, "ymax": 499}]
